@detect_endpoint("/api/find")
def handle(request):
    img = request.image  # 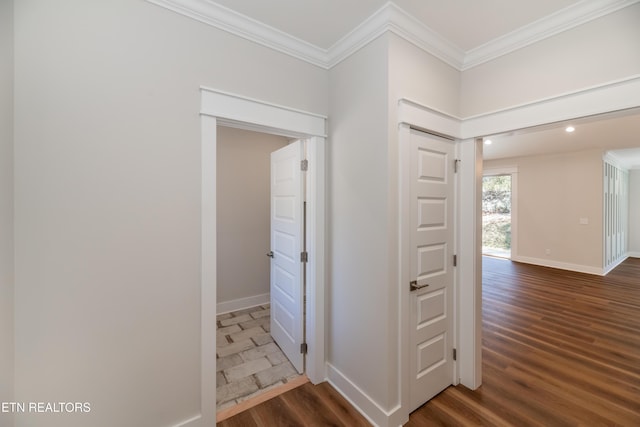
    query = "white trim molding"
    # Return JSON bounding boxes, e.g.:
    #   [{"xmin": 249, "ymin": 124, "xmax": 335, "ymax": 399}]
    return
[
  {"xmin": 463, "ymin": 0, "xmax": 640, "ymax": 70},
  {"xmin": 461, "ymin": 75, "xmax": 640, "ymax": 138},
  {"xmin": 217, "ymin": 293, "xmax": 270, "ymax": 315},
  {"xmin": 400, "ymin": 75, "xmax": 640, "ymax": 138},
  {"xmin": 603, "ymin": 255, "xmax": 629, "ymax": 275},
  {"xmin": 200, "ymin": 87, "xmax": 327, "ymax": 137},
  {"xmin": 200, "ymin": 88, "xmax": 327, "ymax": 425},
  {"xmin": 146, "ymin": 0, "xmax": 328, "ymax": 68},
  {"xmin": 328, "ymin": 2, "xmax": 465, "ymax": 70},
  {"xmin": 199, "ymin": 113, "xmax": 217, "ymax": 427},
  {"xmin": 456, "ymin": 139, "xmax": 484, "ymax": 390},
  {"xmin": 146, "ymin": 0, "xmax": 639, "ymax": 71},
  {"xmin": 604, "ymin": 151, "xmax": 632, "ymax": 171},
  {"xmin": 172, "ymin": 414, "xmax": 202, "ymax": 427},
  {"xmin": 326, "ymin": 363, "xmax": 403, "ymax": 427},
  {"xmin": 397, "ymin": 99, "xmax": 462, "ymax": 138},
  {"xmin": 512, "ymin": 255, "xmax": 605, "ymax": 276}
]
